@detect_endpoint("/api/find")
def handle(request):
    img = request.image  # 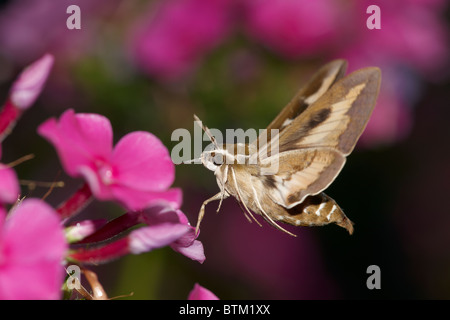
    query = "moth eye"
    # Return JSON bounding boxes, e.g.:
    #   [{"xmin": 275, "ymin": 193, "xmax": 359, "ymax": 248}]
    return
[{"xmin": 213, "ymin": 153, "xmax": 224, "ymax": 165}]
